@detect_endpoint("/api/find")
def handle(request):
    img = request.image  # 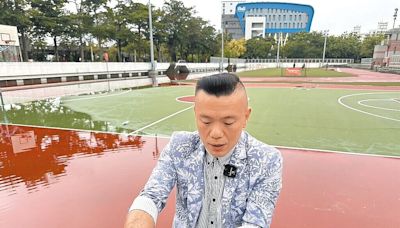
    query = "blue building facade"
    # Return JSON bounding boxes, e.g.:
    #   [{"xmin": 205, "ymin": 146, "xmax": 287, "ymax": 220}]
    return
[{"xmin": 222, "ymin": 1, "xmax": 314, "ymax": 40}]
